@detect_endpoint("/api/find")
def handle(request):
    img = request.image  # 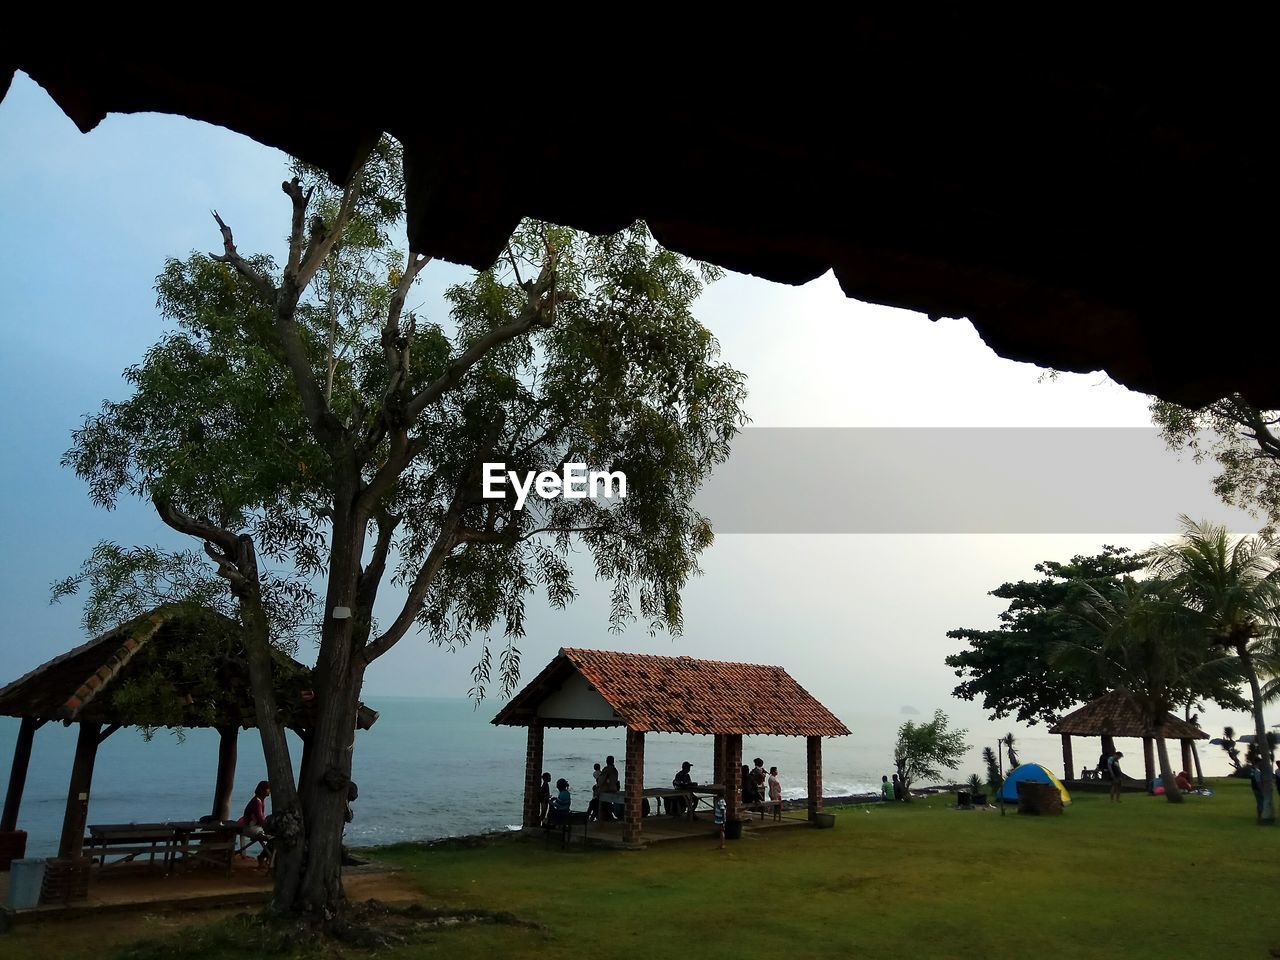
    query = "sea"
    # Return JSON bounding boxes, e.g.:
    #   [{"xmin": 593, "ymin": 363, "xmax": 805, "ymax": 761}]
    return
[{"xmin": 0, "ymin": 697, "xmax": 1243, "ymax": 858}]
